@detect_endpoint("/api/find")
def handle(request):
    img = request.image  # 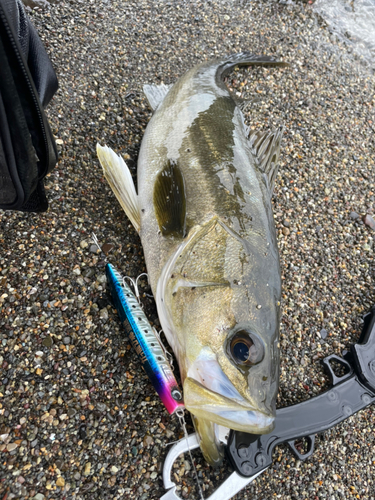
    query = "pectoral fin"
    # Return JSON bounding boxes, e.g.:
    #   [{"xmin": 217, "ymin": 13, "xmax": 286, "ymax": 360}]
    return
[
  {"xmin": 153, "ymin": 160, "xmax": 186, "ymax": 238},
  {"xmin": 96, "ymin": 144, "xmax": 141, "ymax": 233},
  {"xmin": 249, "ymin": 126, "xmax": 283, "ymax": 196},
  {"xmin": 143, "ymin": 83, "xmax": 172, "ymax": 111}
]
